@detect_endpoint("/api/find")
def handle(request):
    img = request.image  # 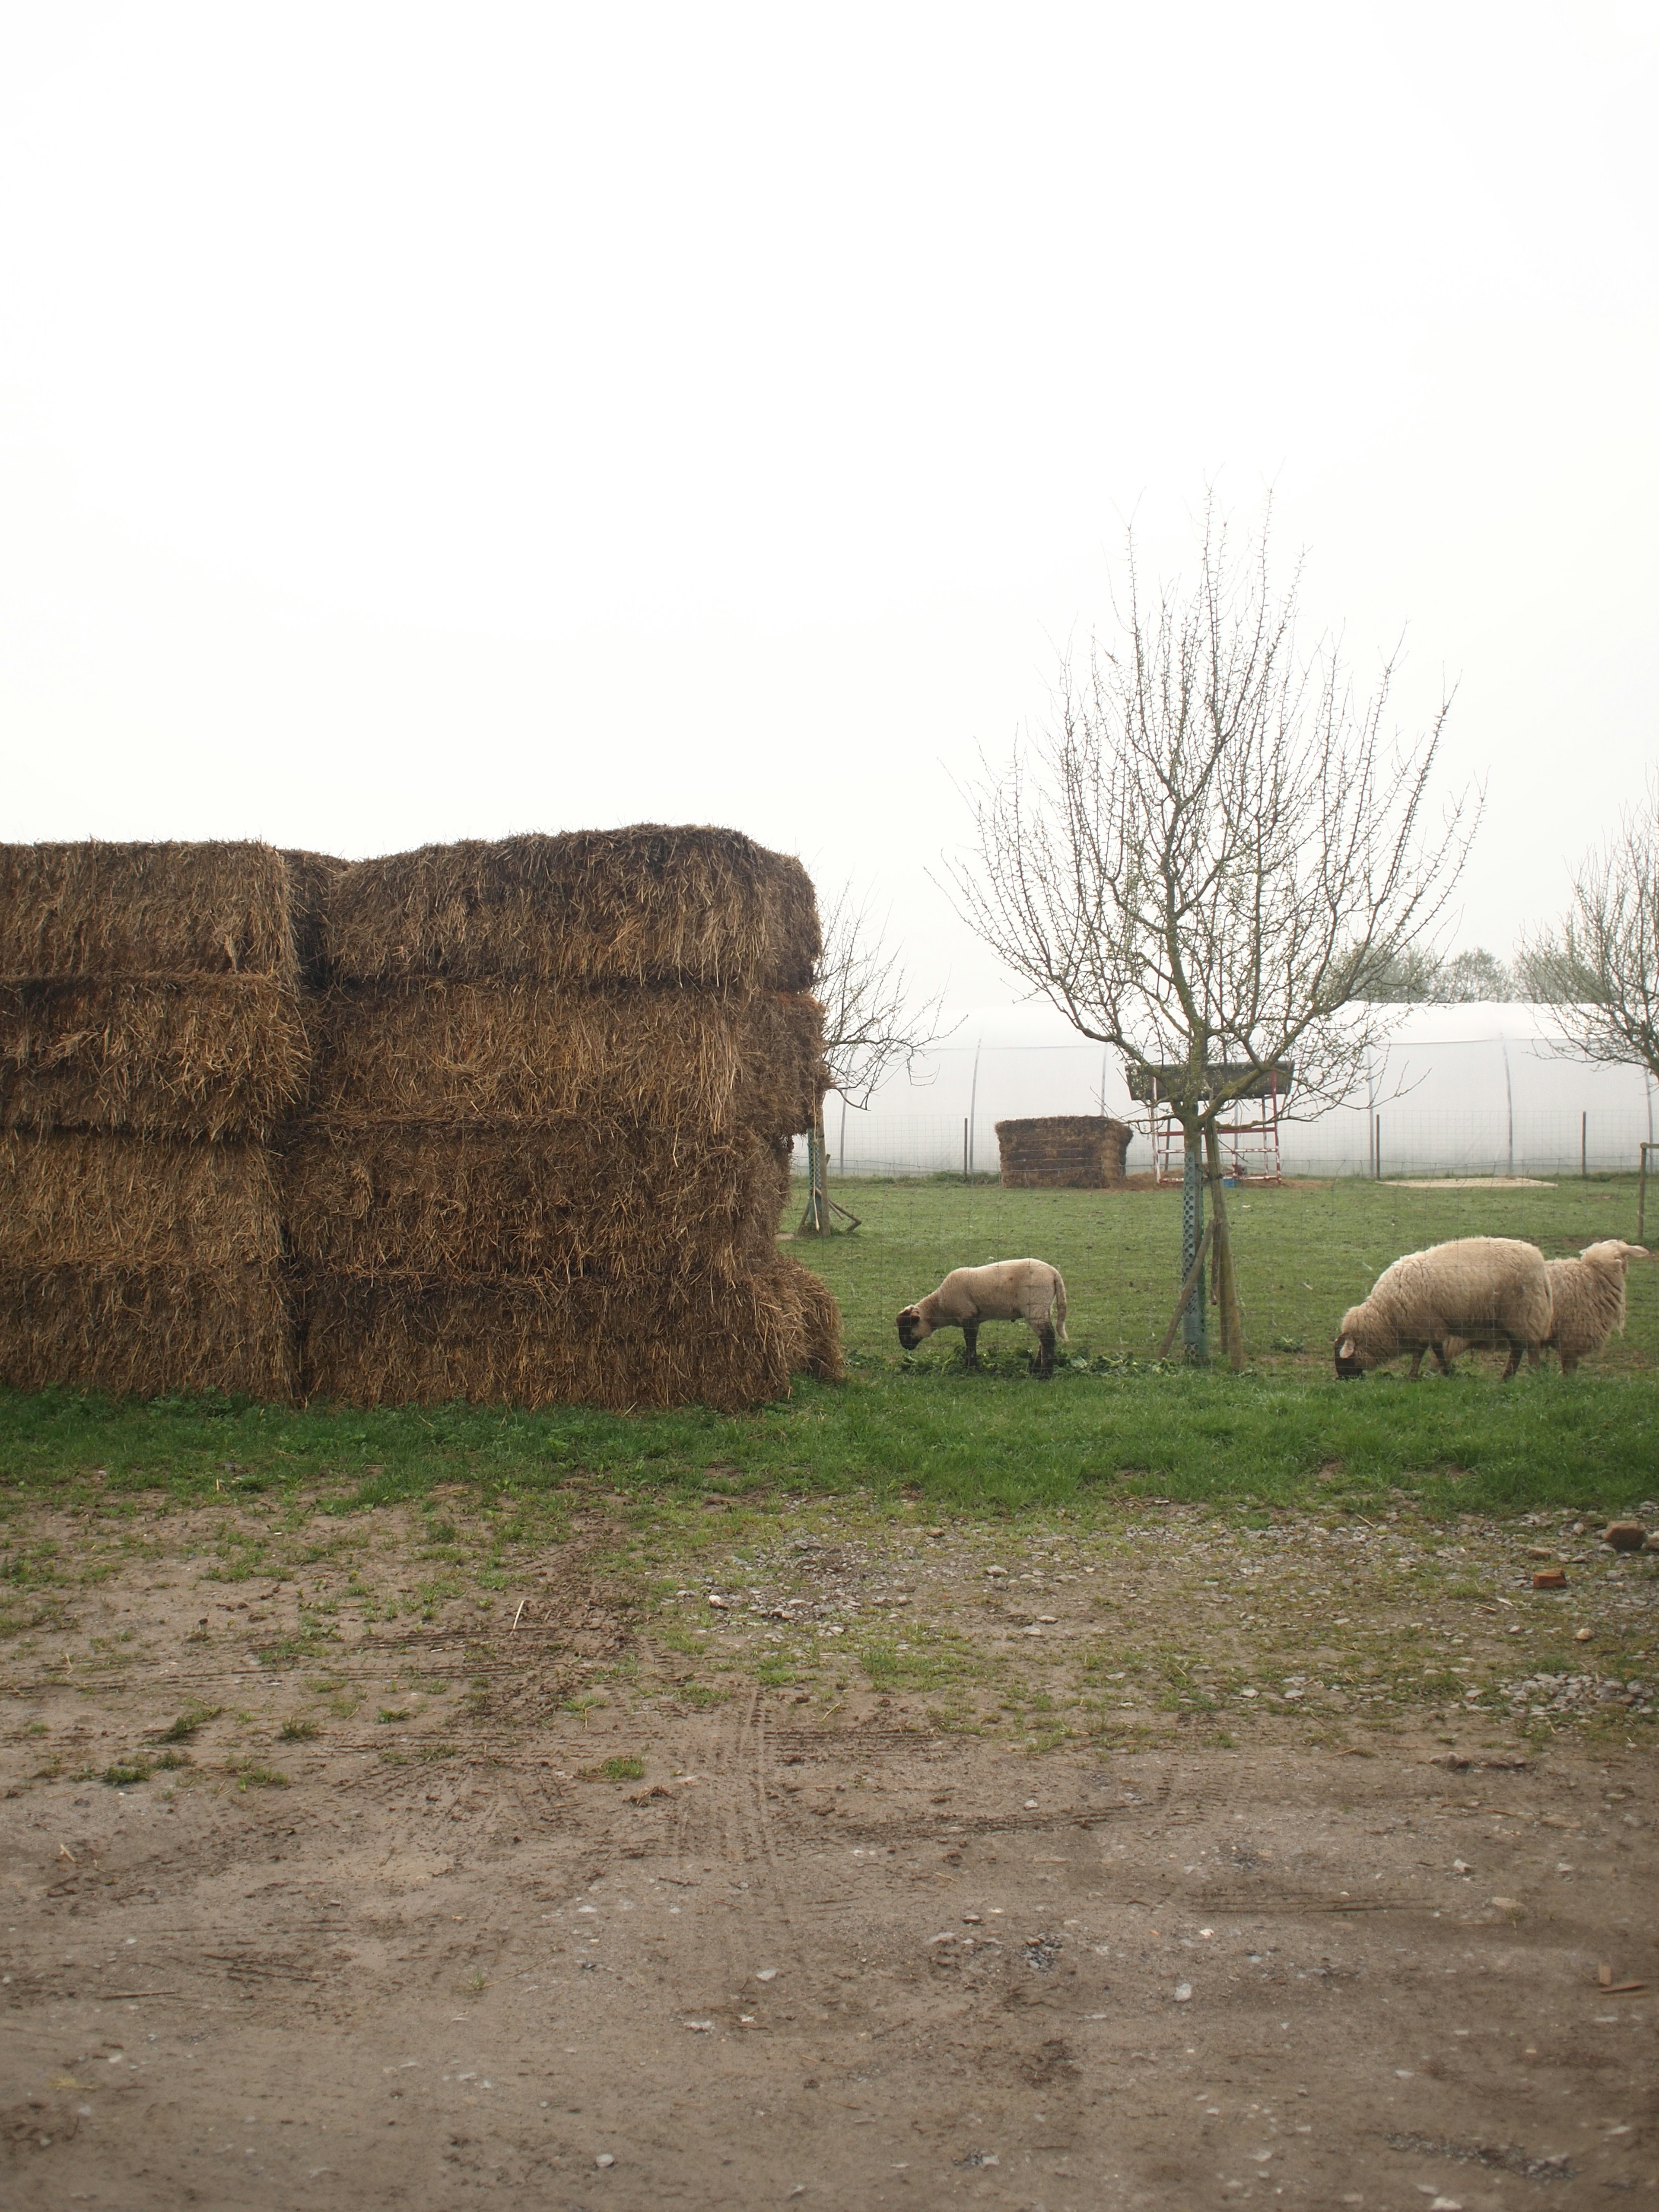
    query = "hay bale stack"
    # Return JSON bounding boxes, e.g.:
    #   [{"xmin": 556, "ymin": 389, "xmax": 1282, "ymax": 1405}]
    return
[
  {"xmin": 995, "ymin": 1114, "xmax": 1133, "ymax": 1189},
  {"xmin": 0, "ymin": 842, "xmax": 315, "ymax": 1400},
  {"xmin": 291, "ymin": 826, "xmax": 842, "ymax": 1411}
]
